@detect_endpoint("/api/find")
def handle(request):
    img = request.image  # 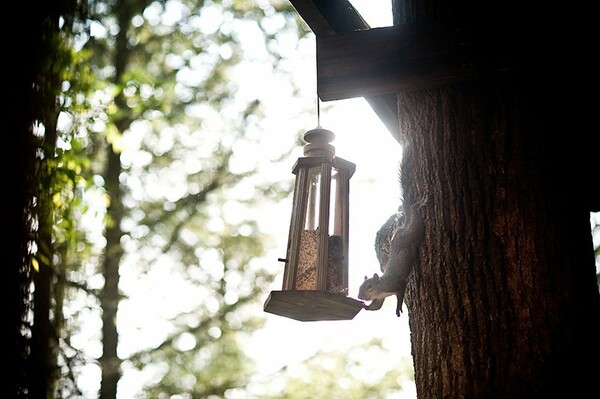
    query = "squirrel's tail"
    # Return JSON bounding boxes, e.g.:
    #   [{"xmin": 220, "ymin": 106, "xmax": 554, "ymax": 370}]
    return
[{"xmin": 399, "ymin": 142, "xmax": 417, "ymax": 214}]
